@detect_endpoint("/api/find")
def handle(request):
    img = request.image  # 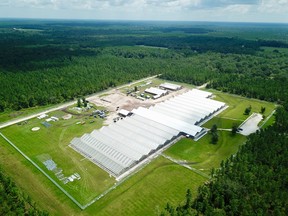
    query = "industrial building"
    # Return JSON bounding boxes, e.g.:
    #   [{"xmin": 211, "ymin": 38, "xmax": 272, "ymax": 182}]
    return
[
  {"xmin": 144, "ymin": 87, "xmax": 168, "ymax": 99},
  {"xmin": 160, "ymin": 82, "xmax": 182, "ymax": 91},
  {"xmin": 70, "ymin": 89, "xmax": 226, "ymax": 178}
]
